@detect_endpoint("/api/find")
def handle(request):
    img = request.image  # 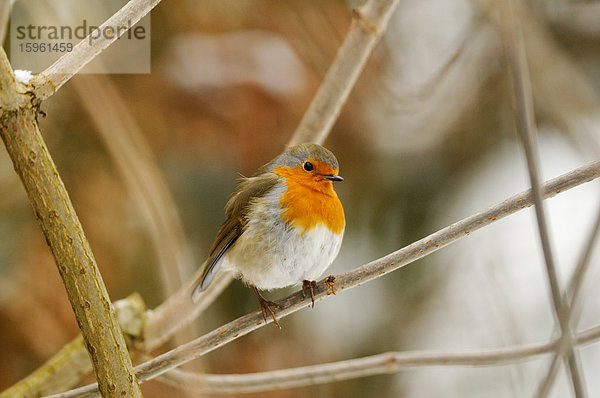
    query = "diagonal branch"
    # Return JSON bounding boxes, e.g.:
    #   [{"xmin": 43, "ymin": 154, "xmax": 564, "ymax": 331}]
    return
[
  {"xmin": 288, "ymin": 0, "xmax": 400, "ymax": 145},
  {"xmin": 29, "ymin": 0, "xmax": 162, "ymax": 100},
  {"xmin": 47, "ymin": 159, "xmax": 600, "ymax": 397}
]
